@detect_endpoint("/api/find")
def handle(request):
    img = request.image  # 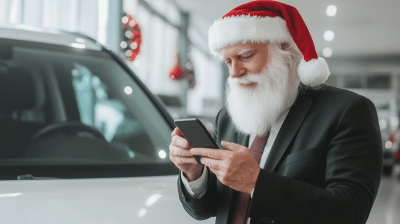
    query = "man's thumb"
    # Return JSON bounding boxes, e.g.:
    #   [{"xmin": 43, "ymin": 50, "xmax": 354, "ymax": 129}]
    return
[{"xmin": 221, "ymin": 140, "xmax": 237, "ymax": 150}]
